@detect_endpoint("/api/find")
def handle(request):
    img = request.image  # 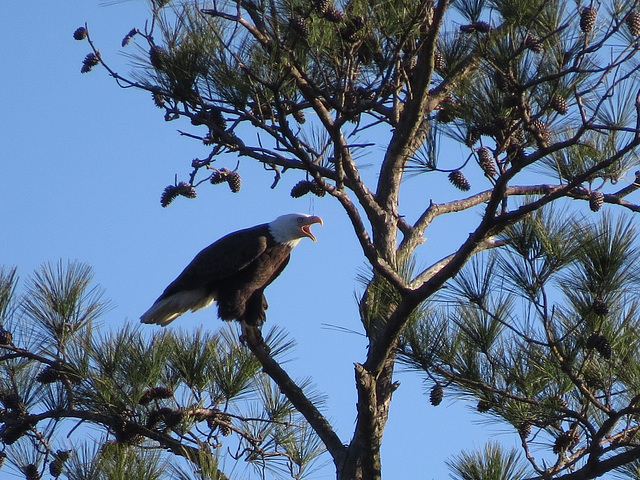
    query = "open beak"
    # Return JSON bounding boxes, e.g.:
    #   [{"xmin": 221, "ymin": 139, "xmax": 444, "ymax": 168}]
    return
[{"xmin": 300, "ymin": 216, "xmax": 323, "ymax": 241}]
